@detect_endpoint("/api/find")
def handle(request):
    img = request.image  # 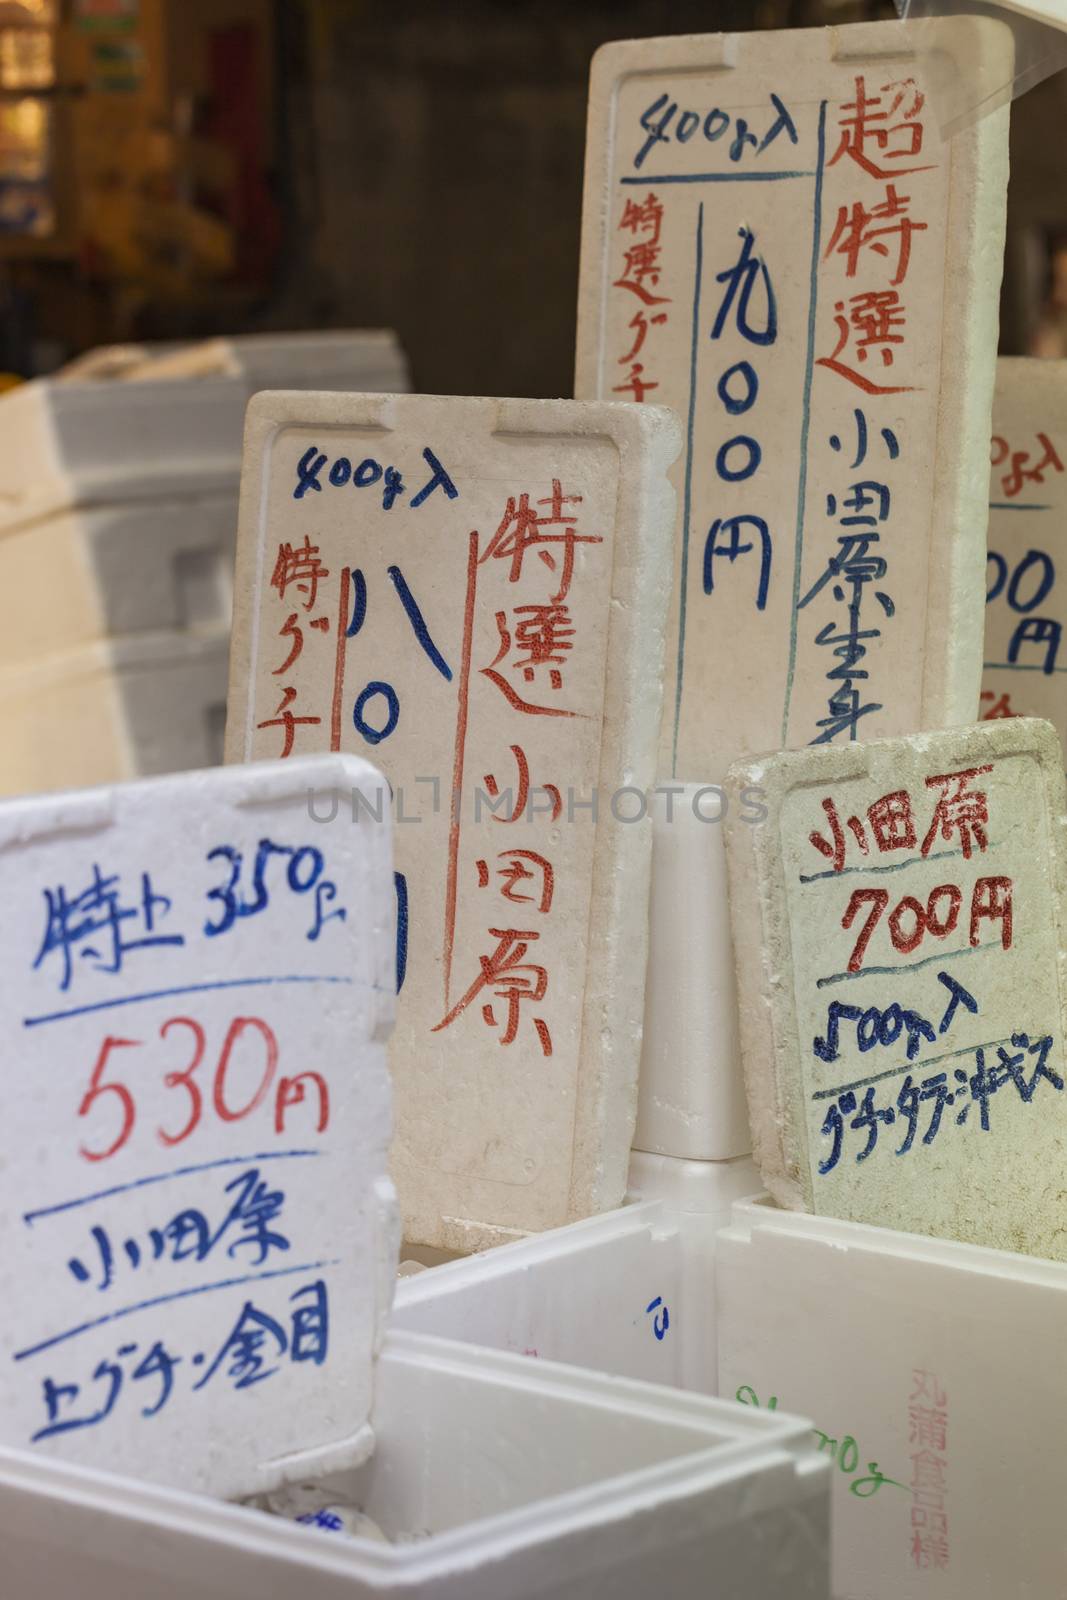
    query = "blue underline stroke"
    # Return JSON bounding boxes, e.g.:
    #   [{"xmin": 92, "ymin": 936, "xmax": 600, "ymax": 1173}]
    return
[
  {"xmin": 816, "ymin": 941, "xmax": 999, "ymax": 990},
  {"xmin": 23, "ymin": 974, "xmax": 358, "ymax": 1029},
  {"xmin": 23, "ymin": 1150, "xmax": 324, "ymax": 1226},
  {"xmin": 14, "ymin": 1257, "xmax": 343, "ymax": 1361},
  {"xmin": 621, "ymin": 170, "xmax": 816, "ymax": 185}
]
